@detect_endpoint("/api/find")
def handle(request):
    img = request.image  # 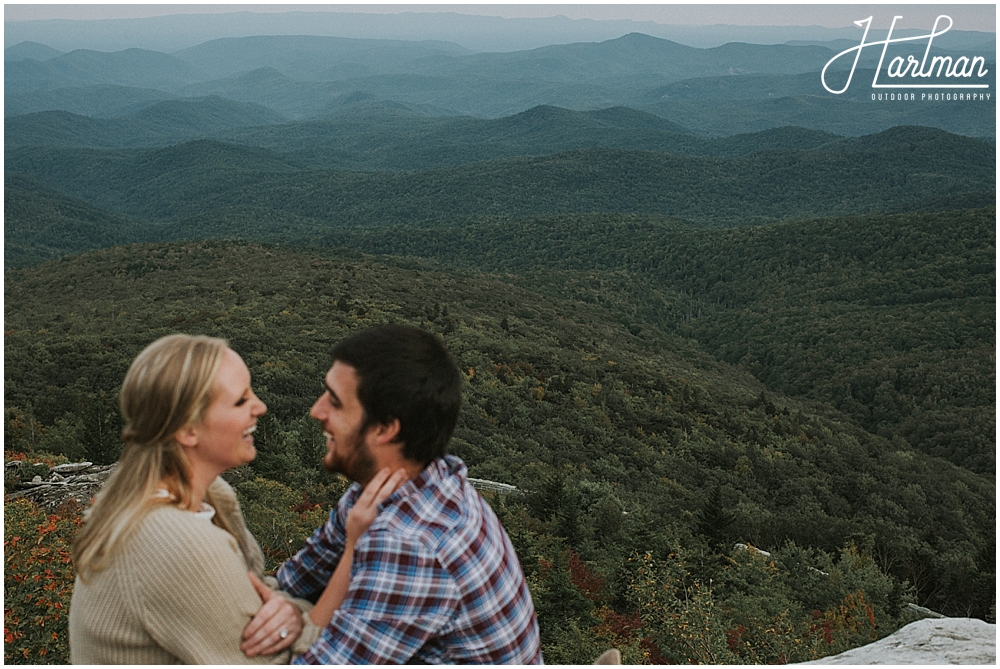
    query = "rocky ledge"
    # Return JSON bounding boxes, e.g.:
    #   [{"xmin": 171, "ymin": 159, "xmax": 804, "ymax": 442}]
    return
[
  {"xmin": 5, "ymin": 460, "xmax": 116, "ymax": 510},
  {"xmin": 801, "ymin": 617, "xmax": 996, "ymax": 664}
]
